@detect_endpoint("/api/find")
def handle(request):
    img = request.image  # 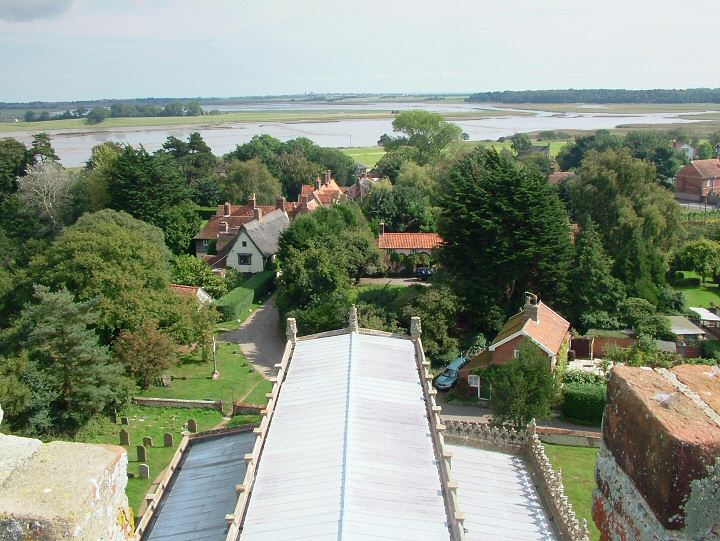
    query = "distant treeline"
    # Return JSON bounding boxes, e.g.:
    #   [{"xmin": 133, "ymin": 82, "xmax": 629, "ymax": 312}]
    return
[
  {"xmin": 466, "ymin": 88, "xmax": 720, "ymax": 104},
  {"xmin": 20, "ymin": 100, "xmax": 204, "ymax": 122}
]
